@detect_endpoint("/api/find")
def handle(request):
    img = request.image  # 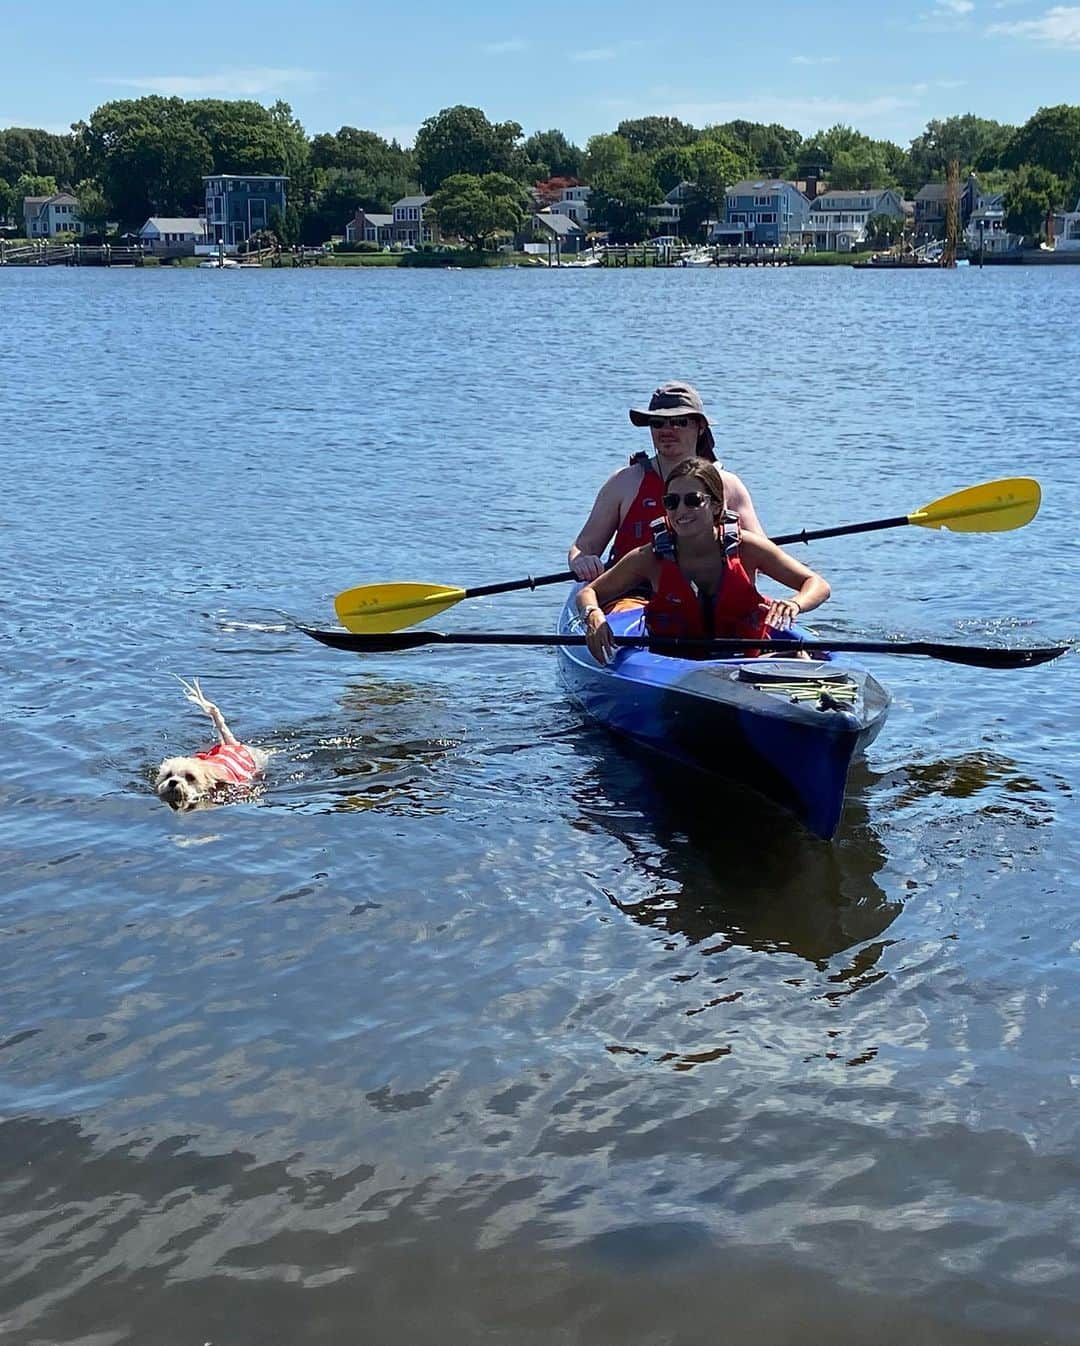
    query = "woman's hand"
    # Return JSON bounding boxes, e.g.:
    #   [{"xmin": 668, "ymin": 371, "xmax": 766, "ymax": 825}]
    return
[
  {"xmin": 584, "ymin": 609, "xmax": 616, "ymax": 665},
  {"xmin": 763, "ymin": 596, "xmax": 802, "ymax": 630},
  {"xmin": 570, "ymin": 553, "xmax": 605, "ymax": 582}
]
